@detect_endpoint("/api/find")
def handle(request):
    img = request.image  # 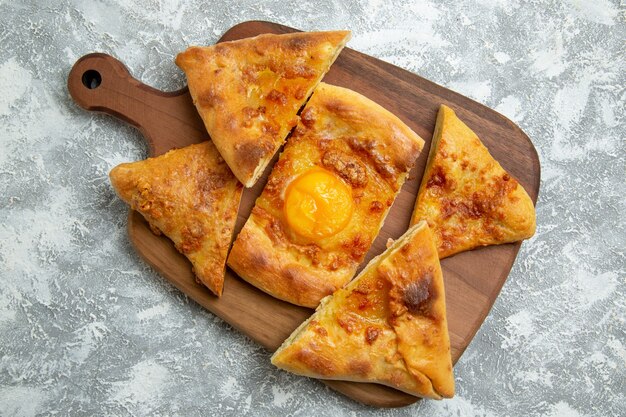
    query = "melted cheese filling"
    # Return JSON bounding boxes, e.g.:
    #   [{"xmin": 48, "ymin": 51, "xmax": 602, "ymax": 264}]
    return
[{"xmin": 284, "ymin": 167, "xmax": 354, "ymax": 239}]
